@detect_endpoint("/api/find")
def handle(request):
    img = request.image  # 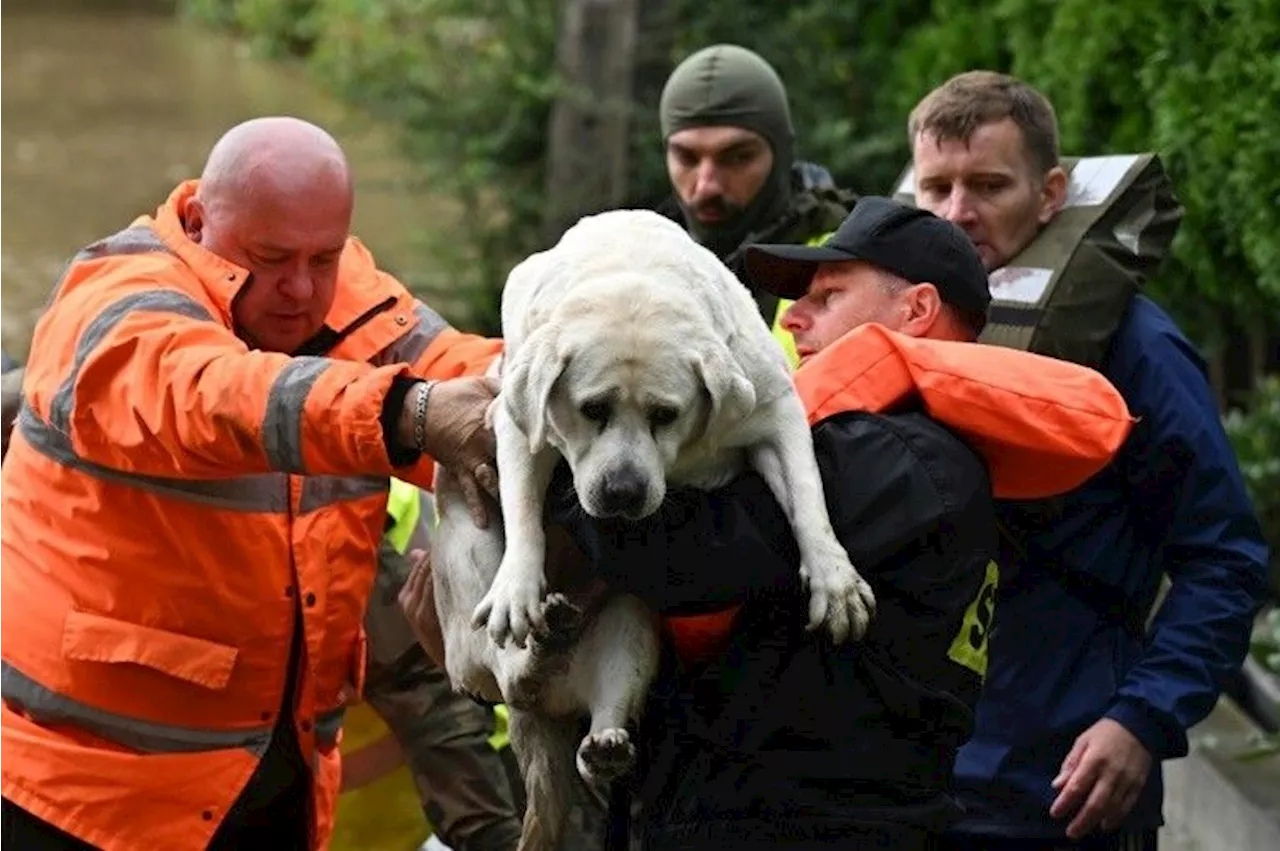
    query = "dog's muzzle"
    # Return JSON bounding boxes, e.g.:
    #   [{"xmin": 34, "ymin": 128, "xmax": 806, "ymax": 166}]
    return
[{"xmin": 594, "ymin": 465, "xmax": 650, "ymax": 519}]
